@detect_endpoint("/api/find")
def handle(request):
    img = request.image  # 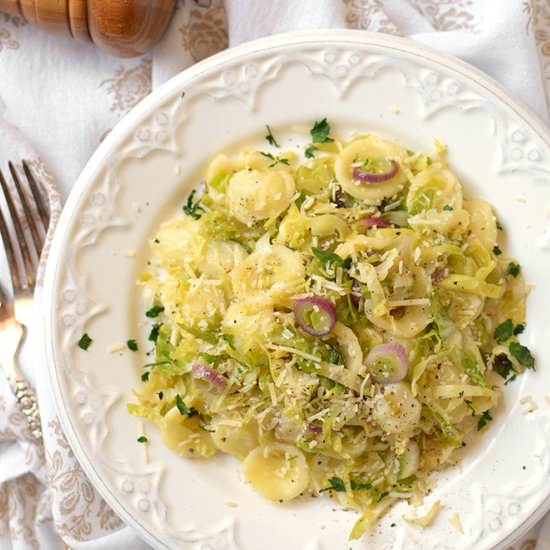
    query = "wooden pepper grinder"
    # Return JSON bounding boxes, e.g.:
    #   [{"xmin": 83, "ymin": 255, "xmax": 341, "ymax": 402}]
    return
[{"xmin": 0, "ymin": 0, "xmax": 177, "ymax": 57}]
